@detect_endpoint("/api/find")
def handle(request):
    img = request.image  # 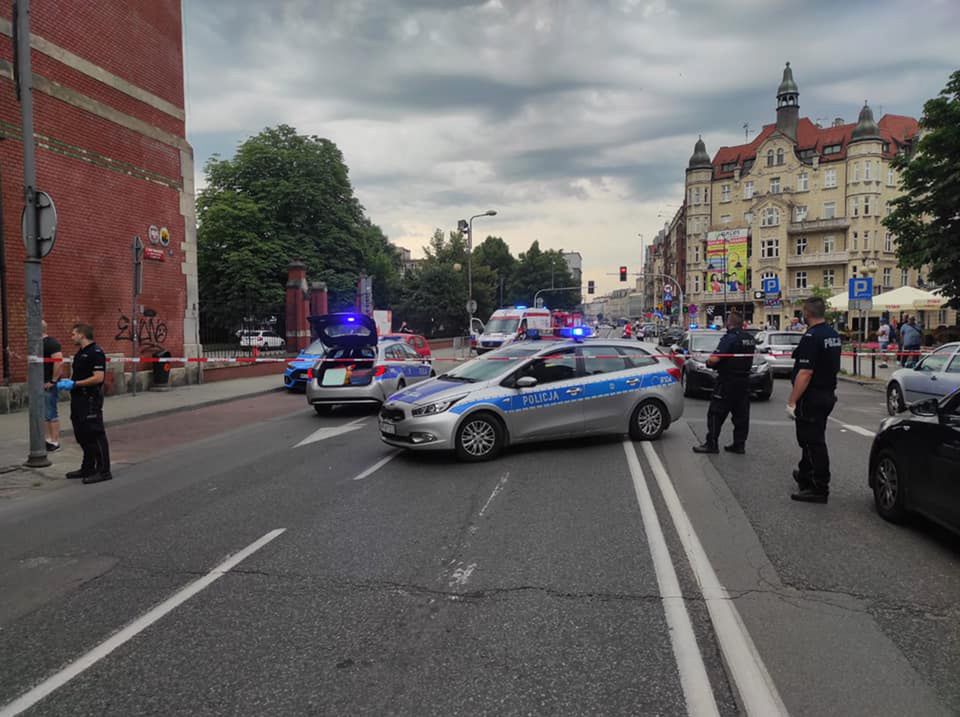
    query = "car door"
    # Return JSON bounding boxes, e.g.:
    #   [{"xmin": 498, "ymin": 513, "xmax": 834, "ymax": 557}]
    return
[
  {"xmin": 941, "ymin": 348, "xmax": 960, "ymax": 396},
  {"xmin": 905, "ymin": 347, "xmax": 954, "ymax": 401},
  {"xmin": 578, "ymin": 344, "xmax": 637, "ymax": 433},
  {"xmin": 381, "ymin": 344, "xmax": 406, "ymax": 393},
  {"xmin": 921, "ymin": 391, "xmax": 960, "ymax": 529},
  {"xmin": 399, "ymin": 342, "xmax": 432, "ymax": 384},
  {"xmin": 504, "ymin": 347, "xmax": 584, "ymax": 441}
]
